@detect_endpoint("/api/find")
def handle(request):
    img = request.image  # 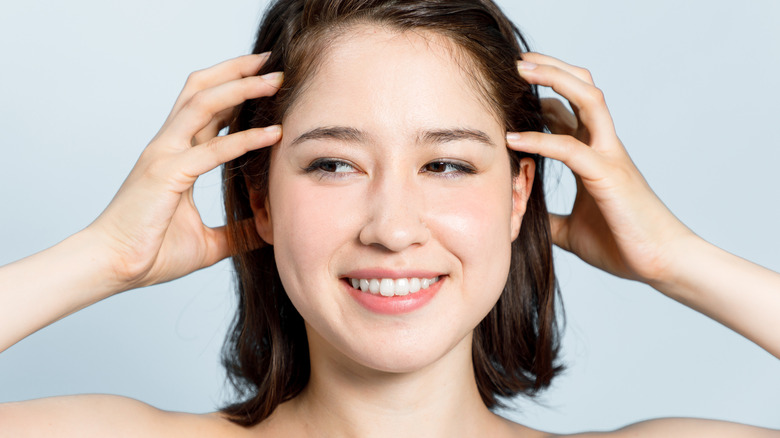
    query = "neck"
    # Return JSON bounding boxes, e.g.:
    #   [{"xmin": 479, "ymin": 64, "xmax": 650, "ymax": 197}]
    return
[{"xmin": 284, "ymin": 329, "xmax": 505, "ymax": 438}]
